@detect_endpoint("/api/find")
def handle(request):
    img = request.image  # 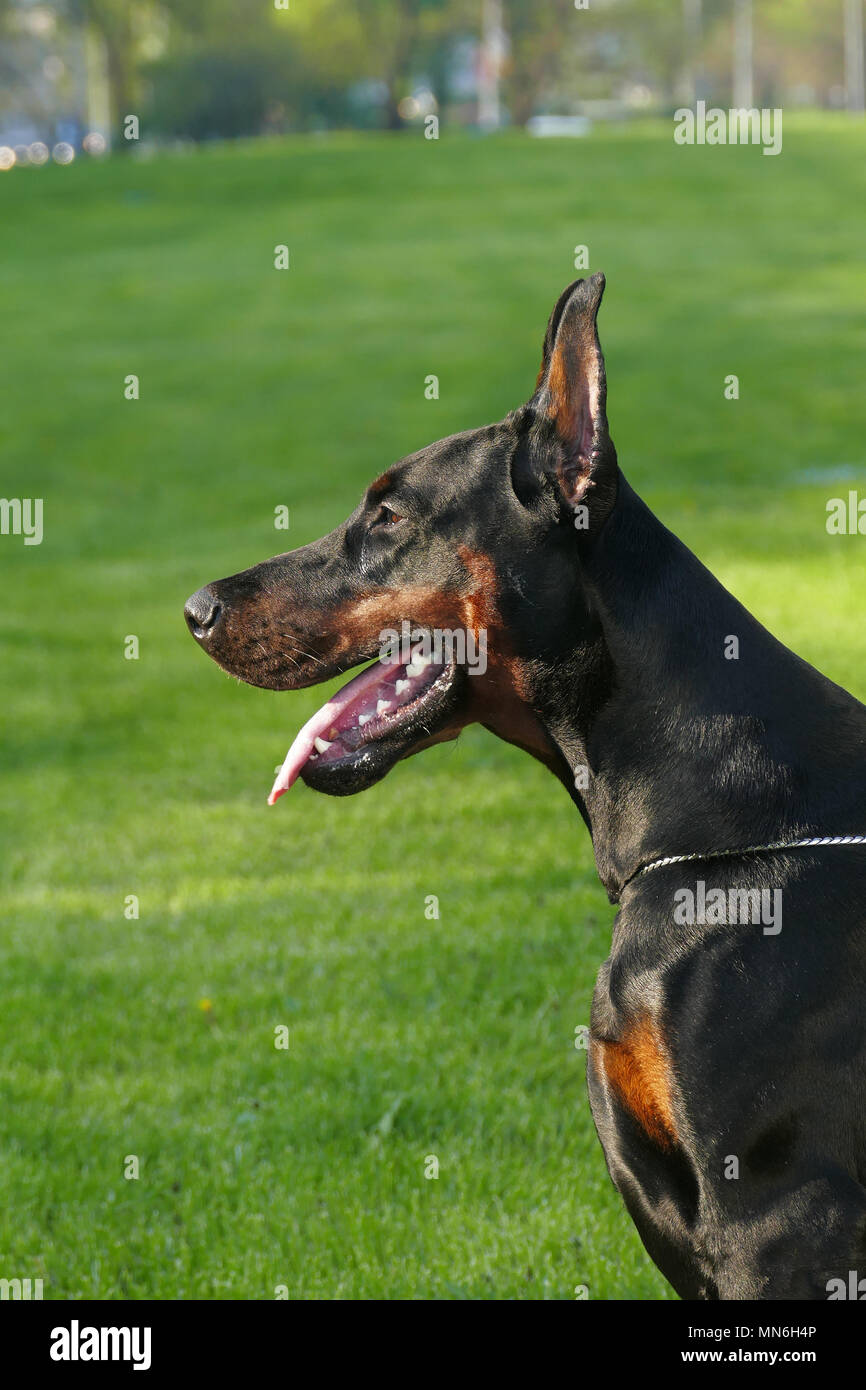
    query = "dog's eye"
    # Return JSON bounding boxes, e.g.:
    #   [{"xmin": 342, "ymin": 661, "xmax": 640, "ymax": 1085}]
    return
[{"xmin": 373, "ymin": 504, "xmax": 405, "ymax": 528}]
